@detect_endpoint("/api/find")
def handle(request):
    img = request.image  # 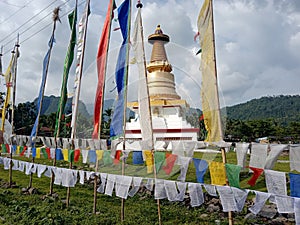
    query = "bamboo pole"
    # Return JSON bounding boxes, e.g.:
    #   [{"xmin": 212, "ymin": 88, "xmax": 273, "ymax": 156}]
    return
[{"xmin": 120, "ymin": 0, "xmax": 132, "ymax": 222}]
